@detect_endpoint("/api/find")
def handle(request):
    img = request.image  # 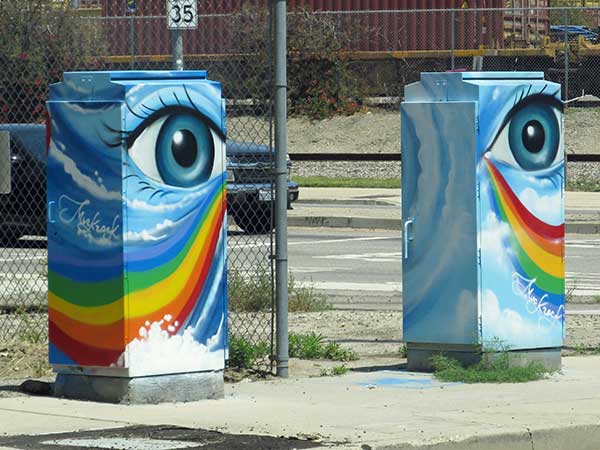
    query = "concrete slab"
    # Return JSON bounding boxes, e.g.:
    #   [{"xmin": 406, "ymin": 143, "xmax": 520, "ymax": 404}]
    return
[{"xmin": 1, "ymin": 356, "xmax": 600, "ymax": 449}]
